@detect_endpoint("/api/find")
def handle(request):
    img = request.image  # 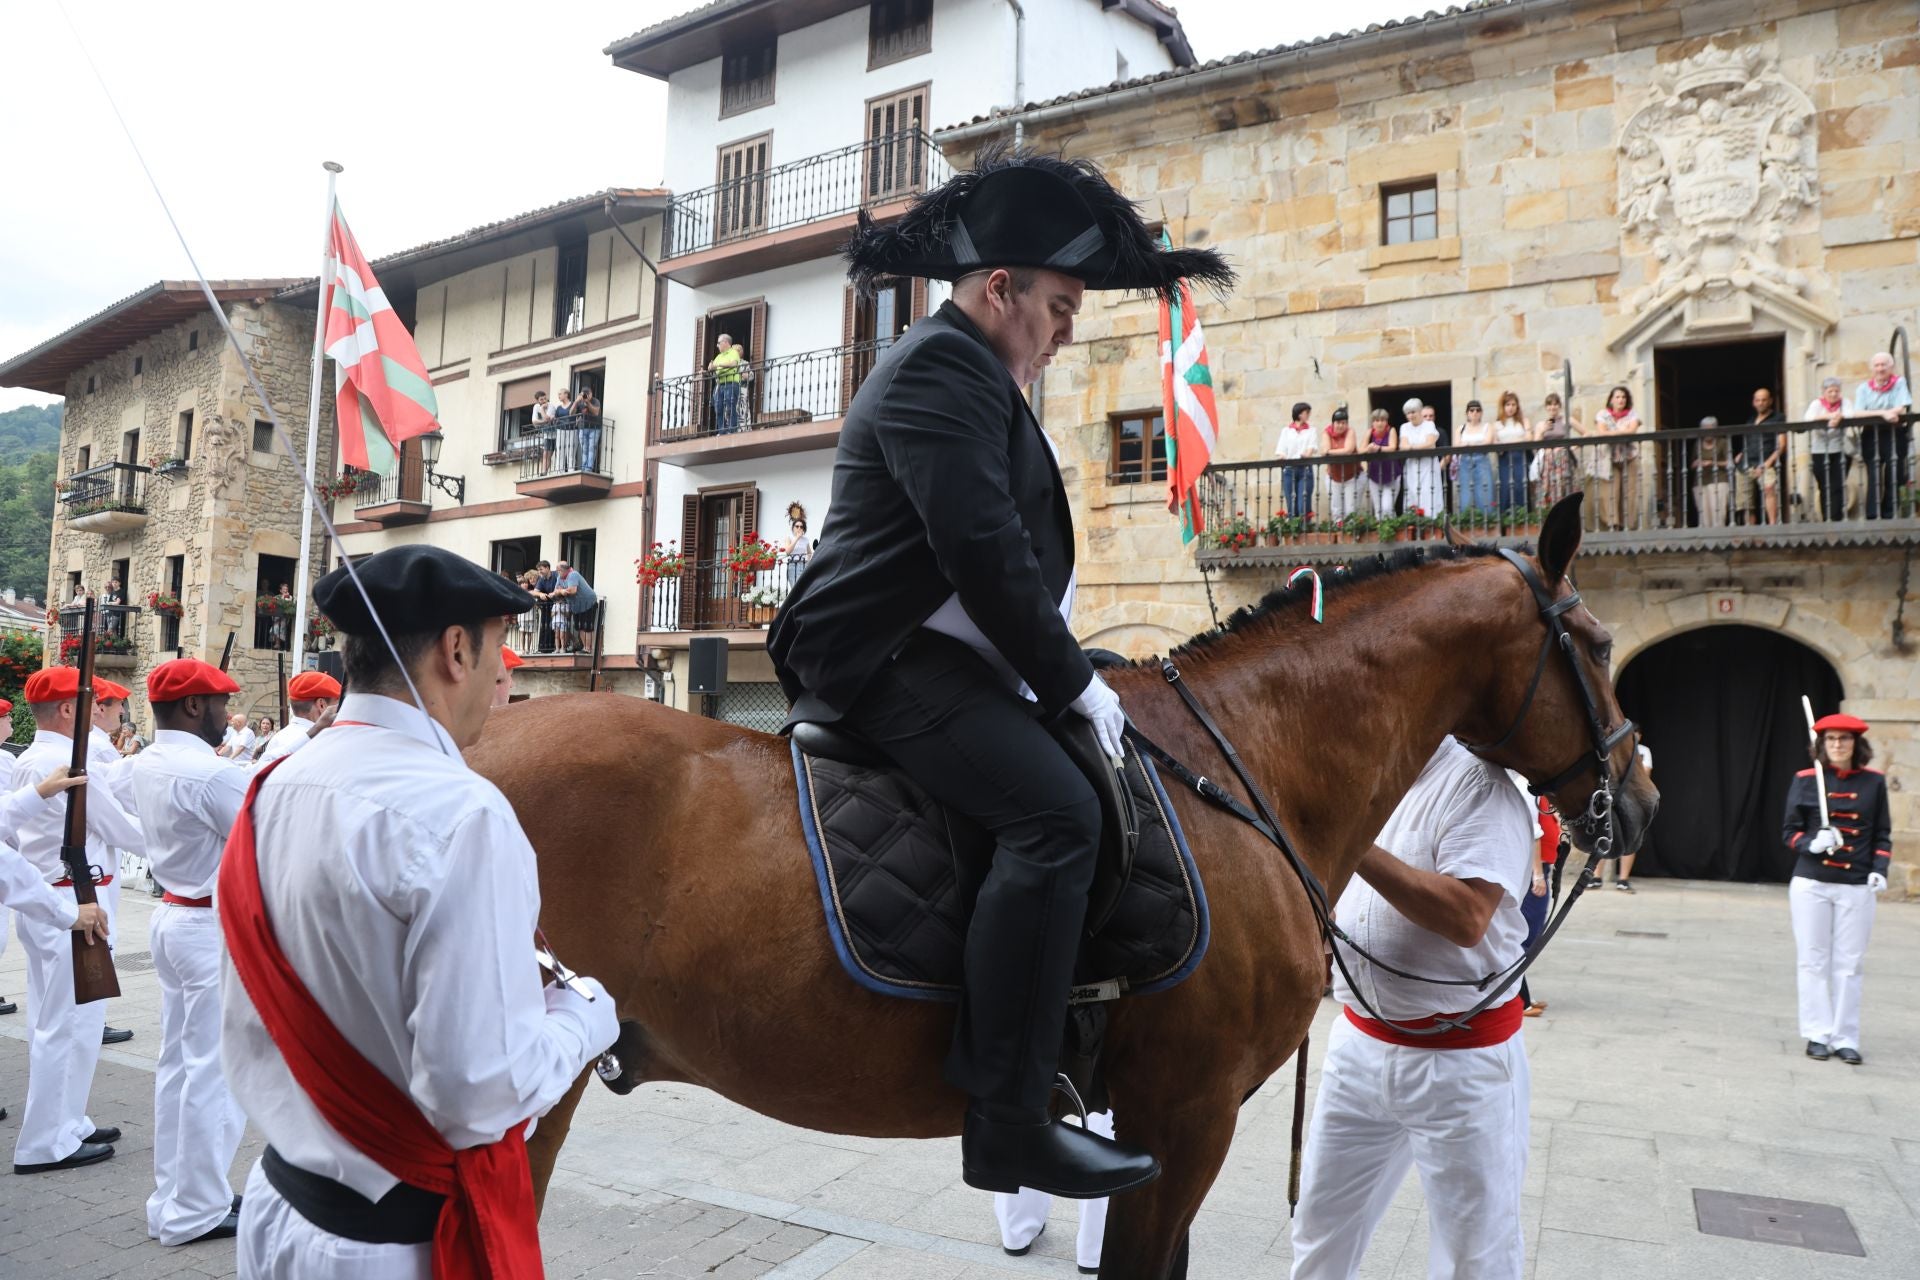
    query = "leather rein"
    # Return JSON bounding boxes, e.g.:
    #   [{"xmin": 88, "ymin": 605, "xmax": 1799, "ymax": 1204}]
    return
[{"xmin": 1124, "ymin": 547, "xmax": 1637, "ymax": 1038}]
